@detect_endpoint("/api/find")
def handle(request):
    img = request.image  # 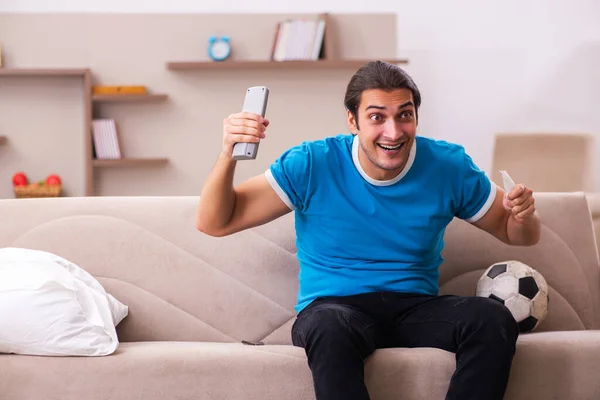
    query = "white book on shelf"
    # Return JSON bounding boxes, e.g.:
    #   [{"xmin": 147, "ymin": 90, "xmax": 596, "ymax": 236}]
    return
[
  {"xmin": 311, "ymin": 19, "xmax": 326, "ymax": 60},
  {"xmin": 92, "ymin": 119, "xmax": 122, "ymax": 160},
  {"xmin": 296, "ymin": 20, "xmax": 309, "ymax": 60},
  {"xmin": 285, "ymin": 19, "xmax": 299, "ymax": 60},
  {"xmin": 303, "ymin": 20, "xmax": 317, "ymax": 60},
  {"xmin": 273, "ymin": 20, "xmax": 291, "ymax": 61}
]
